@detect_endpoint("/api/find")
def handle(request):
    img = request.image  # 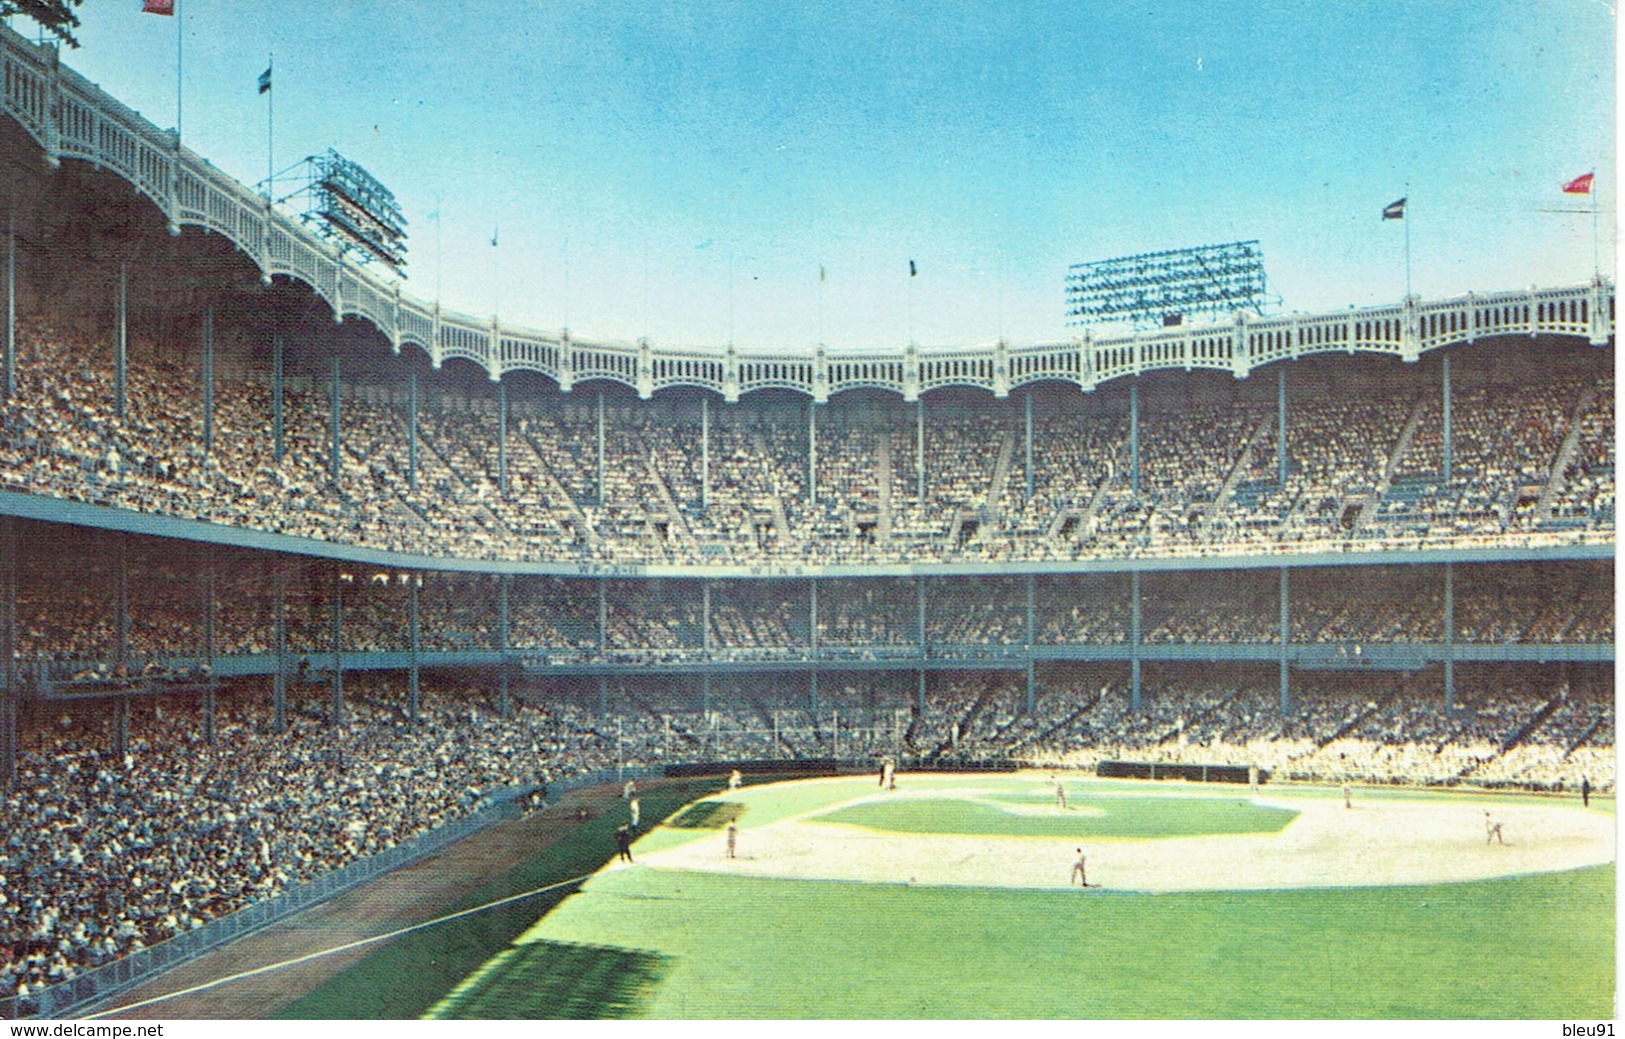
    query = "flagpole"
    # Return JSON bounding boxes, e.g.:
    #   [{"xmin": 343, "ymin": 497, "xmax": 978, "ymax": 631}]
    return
[
  {"xmin": 432, "ymin": 196, "xmax": 443, "ymax": 300},
  {"xmin": 816, "ymin": 264, "xmax": 824, "ymax": 345},
  {"xmin": 265, "ymin": 55, "xmax": 274, "ymax": 204},
  {"xmin": 174, "ymin": 0, "xmax": 183, "ymax": 143},
  {"xmin": 907, "ymin": 262, "xmax": 914, "ymax": 344},
  {"xmin": 1592, "ymin": 174, "xmax": 1600, "ymax": 278},
  {"xmin": 1404, "ymin": 181, "xmax": 1412, "ymax": 299}
]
